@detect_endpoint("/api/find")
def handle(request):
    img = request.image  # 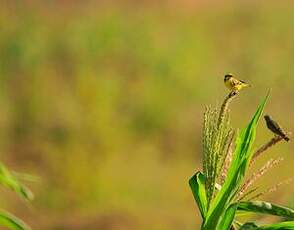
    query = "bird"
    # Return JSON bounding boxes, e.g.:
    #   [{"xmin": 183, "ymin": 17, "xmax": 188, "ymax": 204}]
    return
[
  {"xmin": 224, "ymin": 73, "xmax": 250, "ymax": 92},
  {"xmin": 264, "ymin": 115, "xmax": 290, "ymax": 142}
]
